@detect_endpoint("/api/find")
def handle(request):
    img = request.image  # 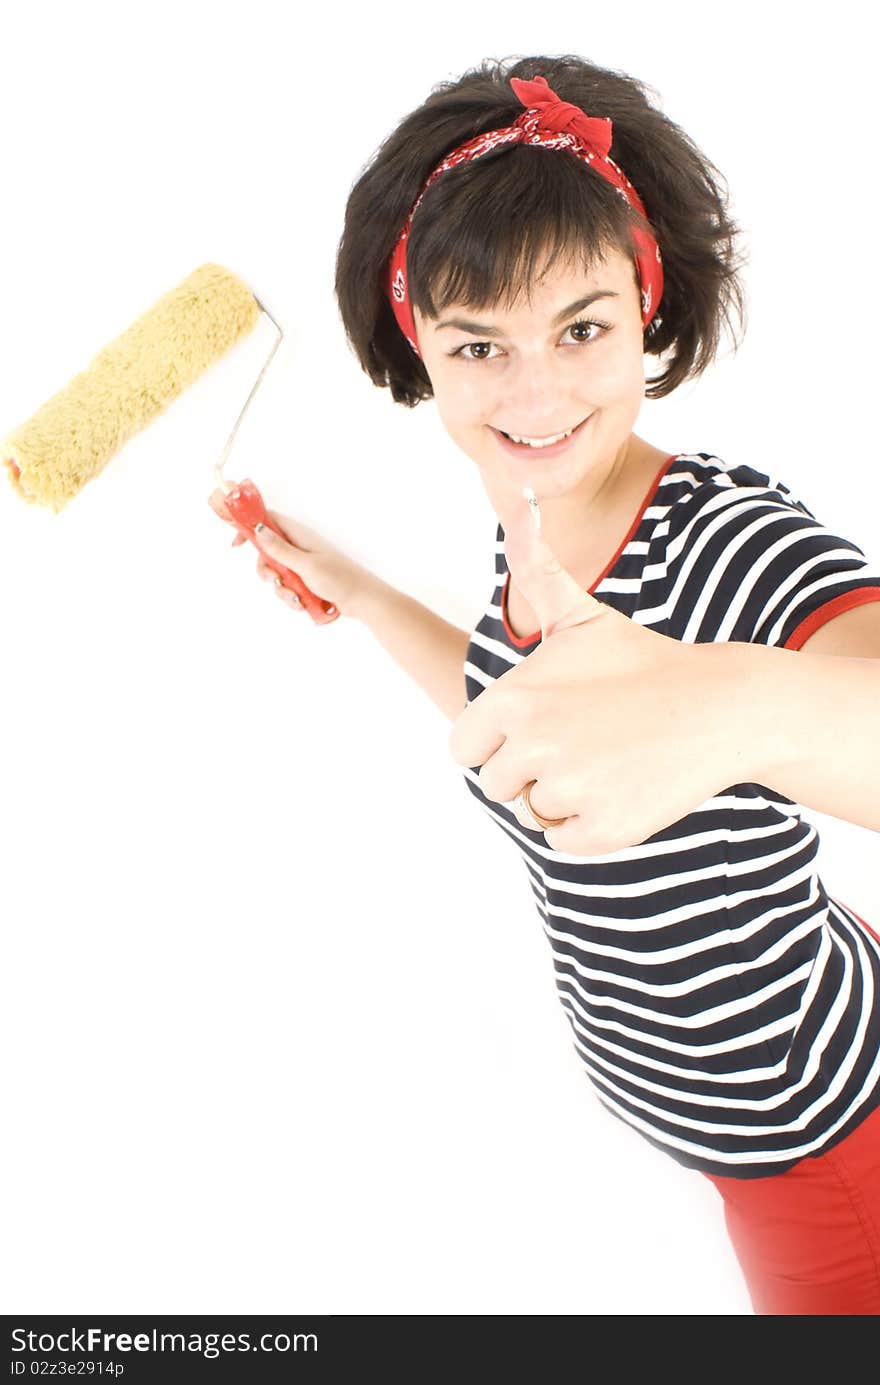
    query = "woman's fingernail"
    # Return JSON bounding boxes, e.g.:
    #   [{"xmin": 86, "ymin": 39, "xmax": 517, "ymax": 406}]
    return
[
  {"xmin": 254, "ymin": 522, "xmax": 266, "ymax": 534},
  {"xmin": 522, "ymin": 486, "xmax": 542, "ymax": 536}
]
